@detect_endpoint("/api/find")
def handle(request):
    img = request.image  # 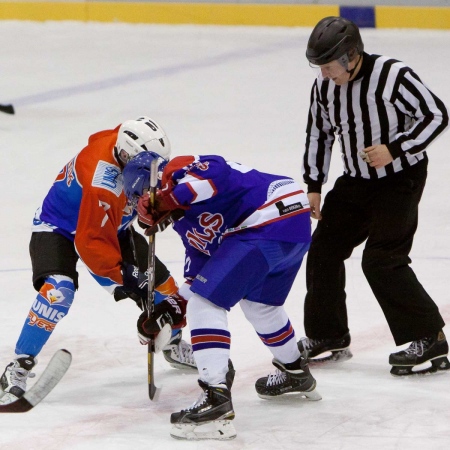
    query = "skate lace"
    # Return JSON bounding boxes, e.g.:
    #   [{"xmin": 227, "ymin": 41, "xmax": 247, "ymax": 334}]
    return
[
  {"xmin": 175, "ymin": 340, "xmax": 196, "ymax": 366},
  {"xmin": 7, "ymin": 365, "xmax": 36, "ymax": 390},
  {"xmin": 266, "ymin": 369, "xmax": 287, "ymax": 387},
  {"xmin": 301, "ymin": 337, "xmax": 322, "ymax": 351},
  {"xmin": 405, "ymin": 338, "xmax": 430, "ymax": 357},
  {"xmin": 186, "ymin": 390, "xmax": 209, "ymax": 411}
]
